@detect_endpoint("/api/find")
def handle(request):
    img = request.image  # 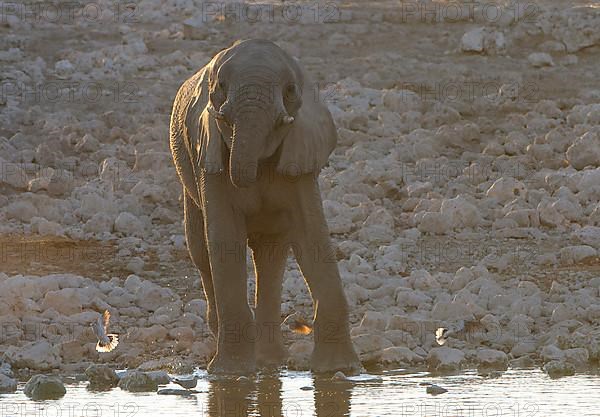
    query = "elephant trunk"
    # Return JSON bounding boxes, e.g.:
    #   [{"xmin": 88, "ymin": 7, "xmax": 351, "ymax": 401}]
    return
[{"xmin": 229, "ymin": 114, "xmax": 269, "ymax": 188}]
